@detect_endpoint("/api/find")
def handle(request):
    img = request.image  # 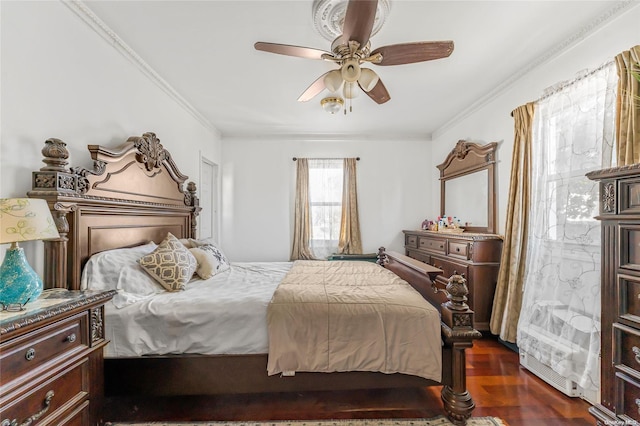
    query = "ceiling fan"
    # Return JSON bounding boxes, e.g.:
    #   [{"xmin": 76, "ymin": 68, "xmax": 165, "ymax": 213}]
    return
[{"xmin": 254, "ymin": 0, "xmax": 454, "ymax": 109}]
